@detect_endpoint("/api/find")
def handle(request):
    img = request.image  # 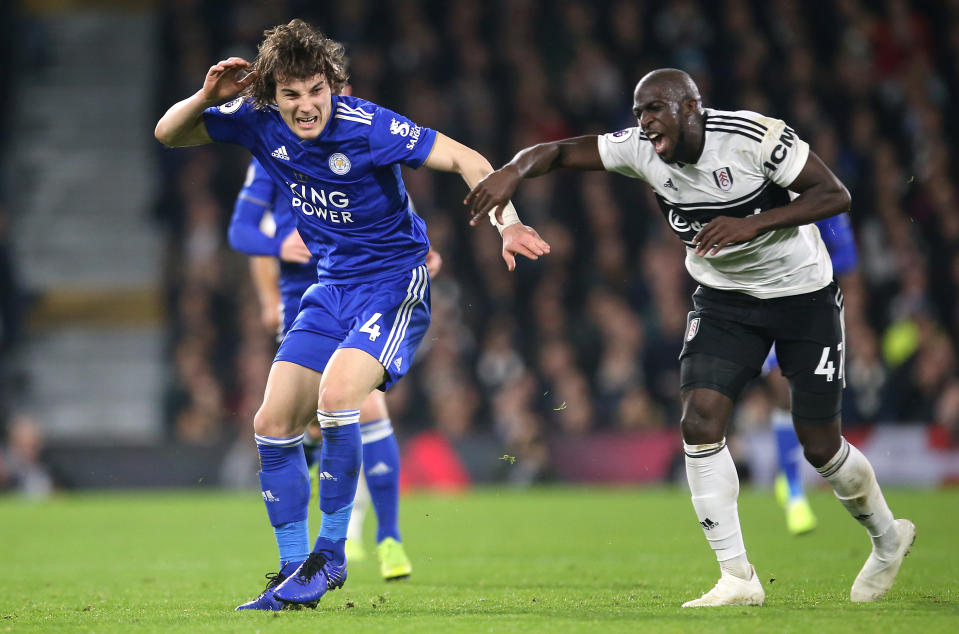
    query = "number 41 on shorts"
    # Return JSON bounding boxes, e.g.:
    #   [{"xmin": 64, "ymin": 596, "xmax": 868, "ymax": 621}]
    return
[{"xmin": 814, "ymin": 342, "xmax": 844, "ymax": 382}]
